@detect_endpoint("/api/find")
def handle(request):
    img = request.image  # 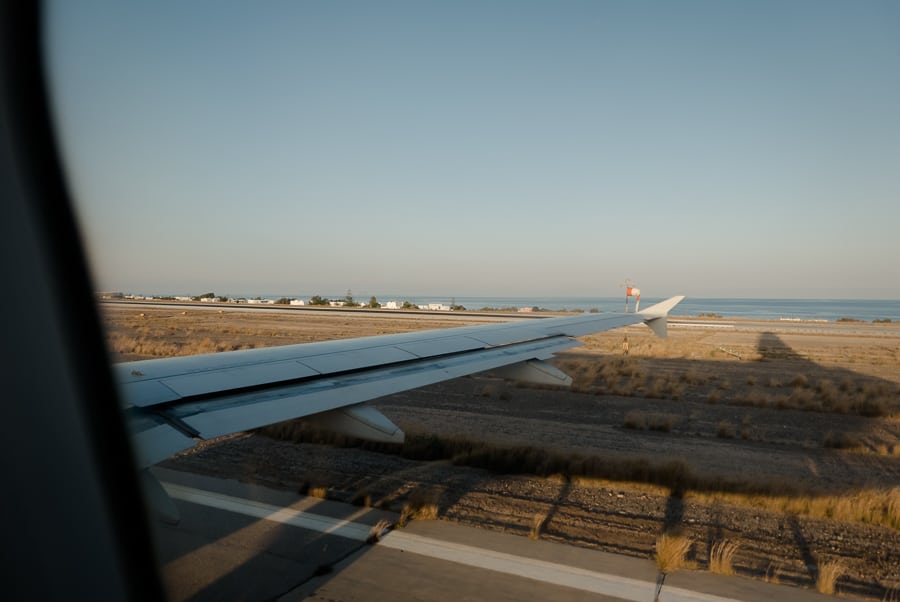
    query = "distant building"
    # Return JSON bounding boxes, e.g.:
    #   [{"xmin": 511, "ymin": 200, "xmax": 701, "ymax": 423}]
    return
[
  {"xmin": 289, "ymin": 299, "xmax": 305, "ymax": 306},
  {"xmin": 383, "ymin": 301, "xmax": 401, "ymax": 309}
]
